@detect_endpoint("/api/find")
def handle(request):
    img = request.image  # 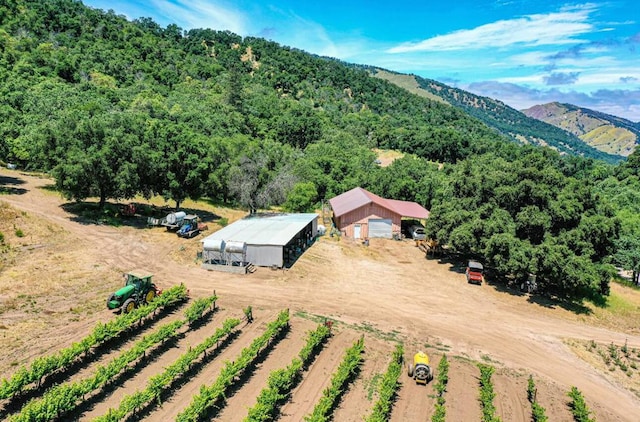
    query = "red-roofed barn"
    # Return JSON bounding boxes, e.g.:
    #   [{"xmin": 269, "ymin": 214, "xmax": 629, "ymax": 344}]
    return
[{"xmin": 329, "ymin": 187, "xmax": 429, "ymax": 239}]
